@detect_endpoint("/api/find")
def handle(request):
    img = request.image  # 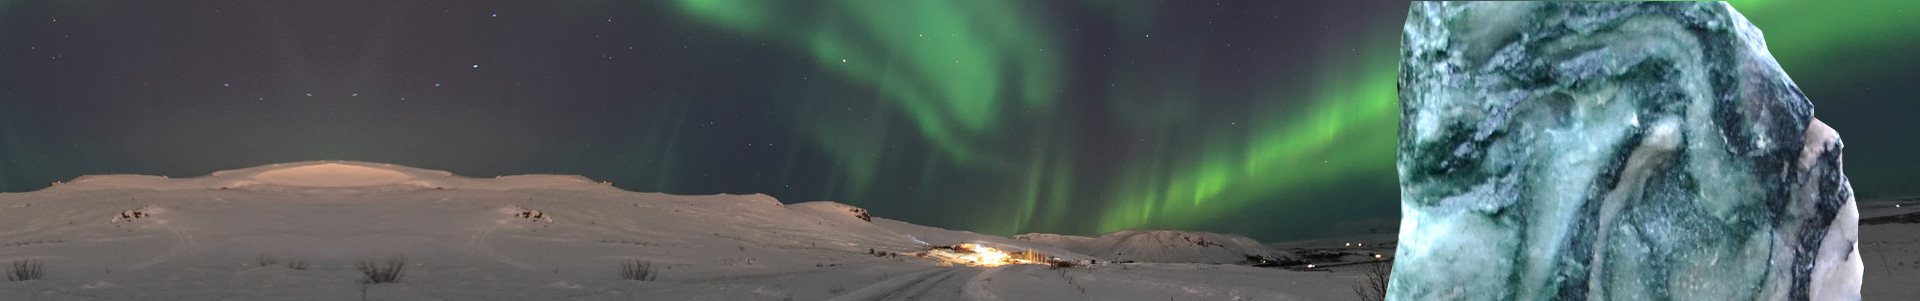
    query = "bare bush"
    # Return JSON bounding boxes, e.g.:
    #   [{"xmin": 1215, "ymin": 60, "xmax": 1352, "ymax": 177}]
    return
[
  {"xmin": 286, "ymin": 259, "xmax": 310, "ymax": 271},
  {"xmin": 1048, "ymin": 259, "xmax": 1077, "ymax": 269},
  {"xmin": 7, "ymin": 259, "xmax": 42, "ymax": 281},
  {"xmin": 357, "ymin": 256, "xmax": 406, "ymax": 284},
  {"xmin": 620, "ymin": 259, "xmax": 657, "ymax": 281},
  {"xmin": 1352, "ymin": 261, "xmax": 1391, "ymax": 301},
  {"xmin": 257, "ymin": 254, "xmax": 278, "ymax": 267}
]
